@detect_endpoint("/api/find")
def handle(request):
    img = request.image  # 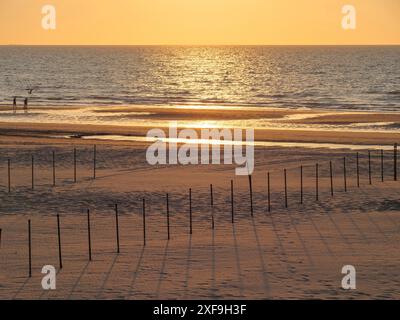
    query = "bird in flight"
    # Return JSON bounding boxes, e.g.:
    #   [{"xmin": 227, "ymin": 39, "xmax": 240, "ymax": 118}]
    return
[{"xmin": 25, "ymin": 87, "xmax": 38, "ymax": 94}]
